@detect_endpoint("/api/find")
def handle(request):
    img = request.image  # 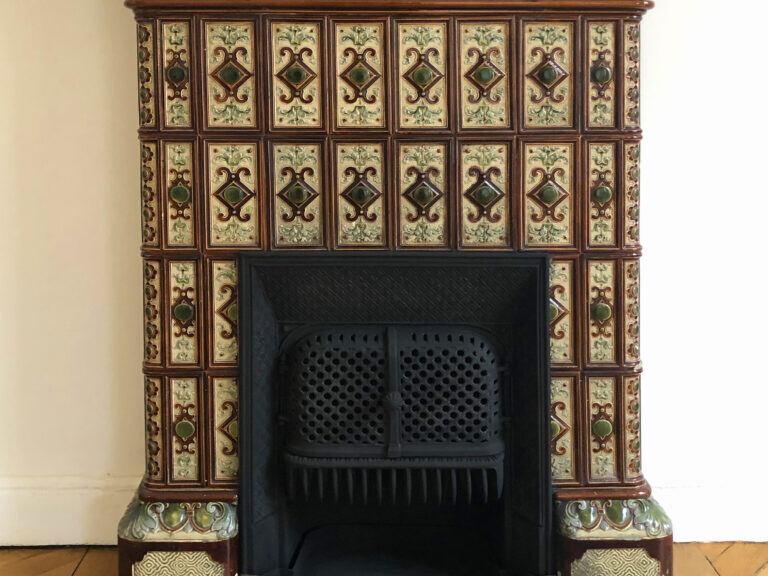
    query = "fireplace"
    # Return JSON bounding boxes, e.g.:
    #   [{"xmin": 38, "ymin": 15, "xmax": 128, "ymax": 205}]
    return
[{"xmin": 239, "ymin": 254, "xmax": 551, "ymax": 575}]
